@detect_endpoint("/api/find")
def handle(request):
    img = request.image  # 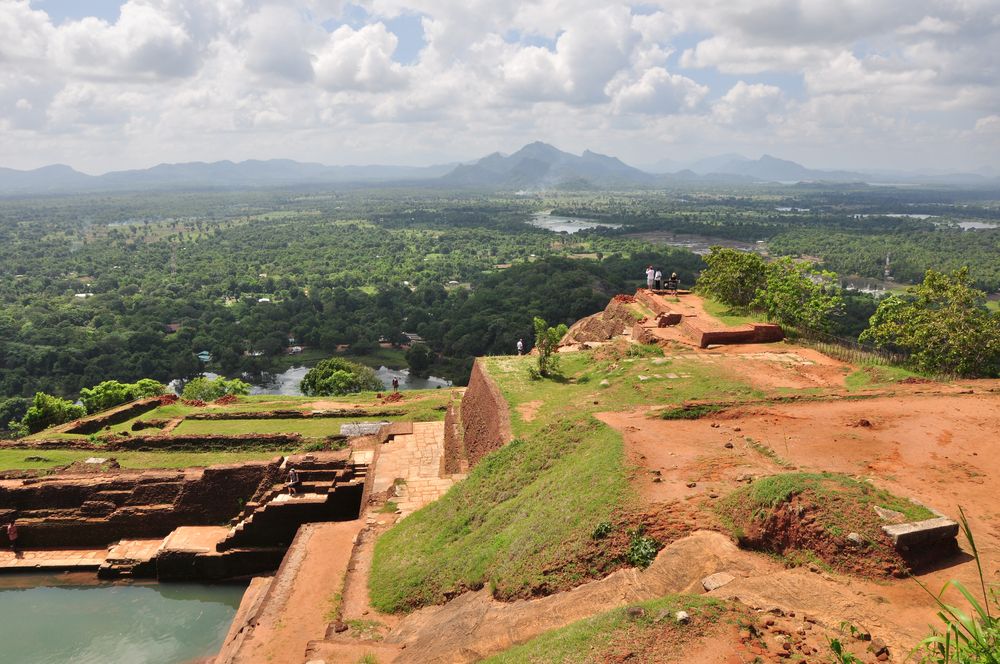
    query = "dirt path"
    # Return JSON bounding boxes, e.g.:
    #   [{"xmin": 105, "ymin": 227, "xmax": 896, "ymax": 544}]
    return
[
  {"xmin": 600, "ymin": 389, "xmax": 1000, "ymax": 653},
  {"xmin": 230, "ymin": 520, "xmax": 363, "ymax": 664}
]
